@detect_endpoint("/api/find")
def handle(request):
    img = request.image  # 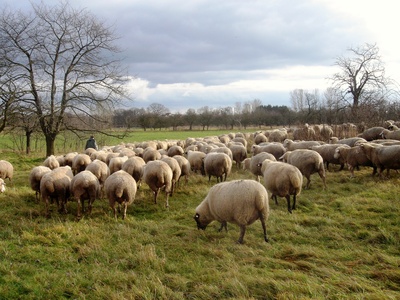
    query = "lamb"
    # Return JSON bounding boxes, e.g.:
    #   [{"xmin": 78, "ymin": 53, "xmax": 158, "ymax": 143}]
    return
[
  {"xmin": 121, "ymin": 156, "xmax": 146, "ymax": 187},
  {"xmin": 0, "ymin": 160, "xmax": 14, "ymax": 182},
  {"xmin": 359, "ymin": 143, "xmax": 400, "ymax": 178},
  {"xmin": 251, "ymin": 143, "xmax": 286, "ymax": 160},
  {"xmin": 279, "ymin": 149, "xmax": 326, "ymax": 189},
  {"xmin": 333, "ymin": 145, "xmax": 376, "ymax": 177},
  {"xmin": 43, "ymin": 155, "xmax": 60, "ymax": 170},
  {"xmin": 260, "ymin": 159, "xmax": 303, "ymax": 213},
  {"xmin": 228, "ymin": 144, "xmax": 247, "ymax": 168},
  {"xmin": 142, "ymin": 160, "xmax": 173, "ymax": 207},
  {"xmin": 40, "ymin": 166, "xmax": 74, "ymax": 216},
  {"xmin": 104, "ymin": 170, "xmax": 137, "ymax": 219},
  {"xmin": 249, "ymin": 152, "xmax": 276, "ymax": 181},
  {"xmin": 283, "ymin": 139, "xmax": 321, "ymax": 151},
  {"xmin": 172, "ymin": 155, "xmax": 191, "ymax": 185},
  {"xmin": 70, "ymin": 170, "xmax": 101, "ymax": 219},
  {"xmin": 311, "ymin": 144, "xmax": 350, "ymax": 171},
  {"xmin": 203, "ymin": 152, "xmax": 232, "ymax": 183},
  {"xmin": 29, "ymin": 166, "xmax": 52, "ymax": 201},
  {"xmin": 71, "ymin": 153, "xmax": 91, "ymax": 175},
  {"xmin": 0, "ymin": 178, "xmax": 5, "ymax": 193},
  {"xmin": 358, "ymin": 126, "xmax": 386, "ymax": 141},
  {"xmin": 108, "ymin": 156, "xmax": 128, "ymax": 174},
  {"xmin": 160, "ymin": 156, "xmax": 182, "ymax": 195},
  {"xmin": 194, "ymin": 179, "xmax": 270, "ymax": 244},
  {"xmin": 380, "ymin": 129, "xmax": 400, "ymax": 141},
  {"xmin": 186, "ymin": 150, "xmax": 206, "ymax": 175}
]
